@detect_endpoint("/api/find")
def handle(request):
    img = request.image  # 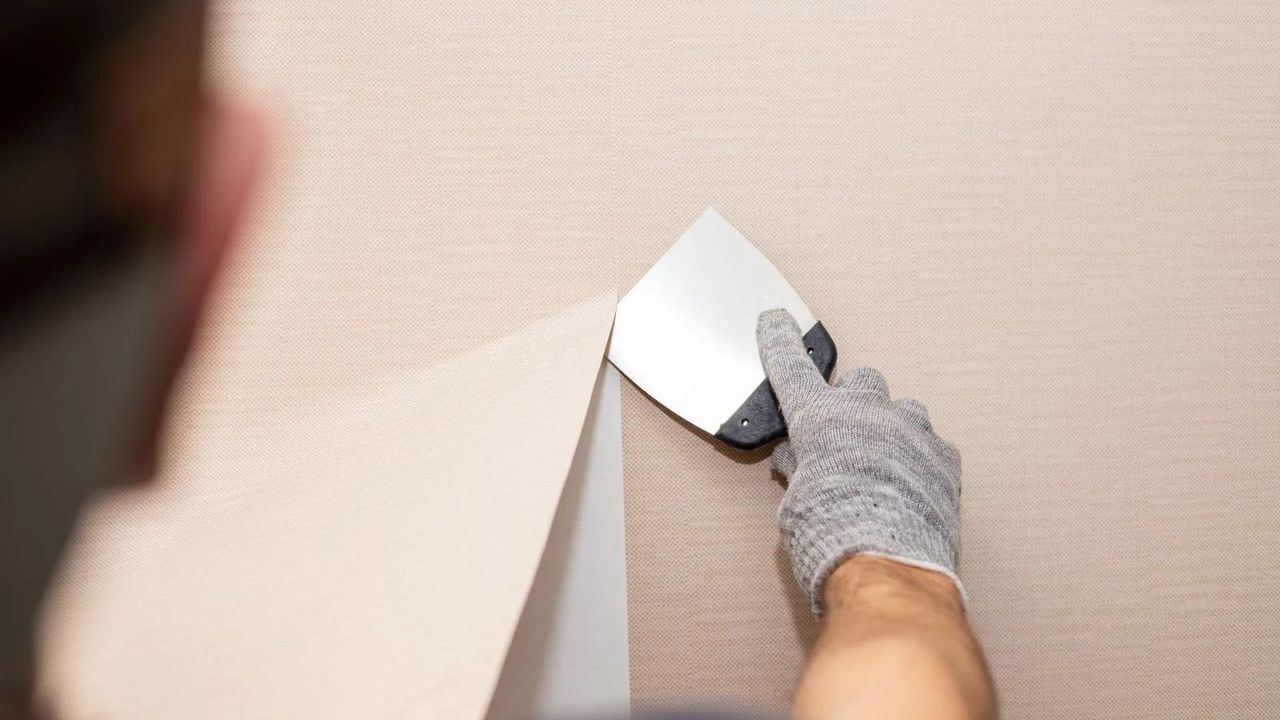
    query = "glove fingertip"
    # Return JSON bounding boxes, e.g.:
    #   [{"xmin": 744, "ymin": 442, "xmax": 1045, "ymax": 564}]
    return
[
  {"xmin": 756, "ymin": 307, "xmax": 800, "ymax": 335},
  {"xmin": 895, "ymin": 397, "xmax": 934, "ymax": 430},
  {"xmin": 836, "ymin": 366, "xmax": 891, "ymax": 396},
  {"xmin": 771, "ymin": 440, "xmax": 798, "ymax": 478}
]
